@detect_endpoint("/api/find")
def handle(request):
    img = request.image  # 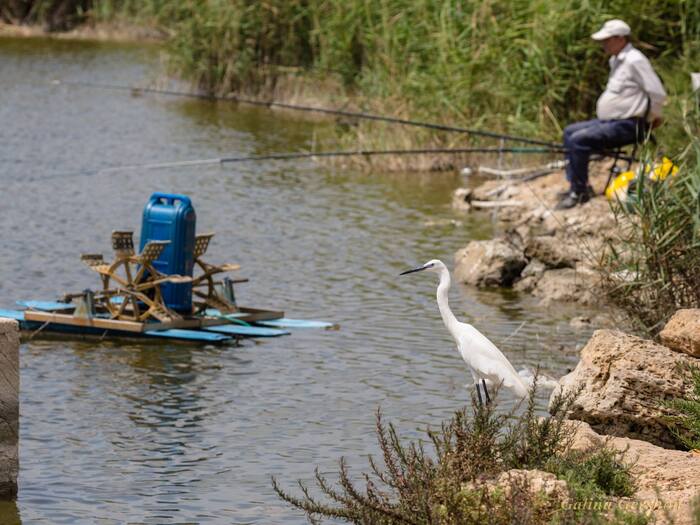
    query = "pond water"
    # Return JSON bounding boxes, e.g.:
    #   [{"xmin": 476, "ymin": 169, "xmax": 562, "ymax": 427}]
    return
[{"xmin": 0, "ymin": 37, "xmax": 595, "ymax": 524}]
